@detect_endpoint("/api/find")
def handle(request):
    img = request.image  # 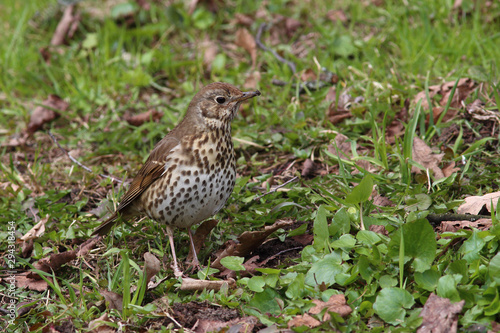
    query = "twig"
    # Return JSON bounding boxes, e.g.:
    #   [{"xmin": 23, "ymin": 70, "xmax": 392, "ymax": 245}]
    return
[
  {"xmin": 48, "ymin": 131, "xmax": 122, "ymax": 183},
  {"xmin": 255, "ymin": 23, "xmax": 297, "ymax": 74},
  {"xmin": 426, "ymin": 213, "xmax": 490, "ymax": 227},
  {"xmin": 254, "ymin": 176, "xmax": 299, "ymax": 201}
]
